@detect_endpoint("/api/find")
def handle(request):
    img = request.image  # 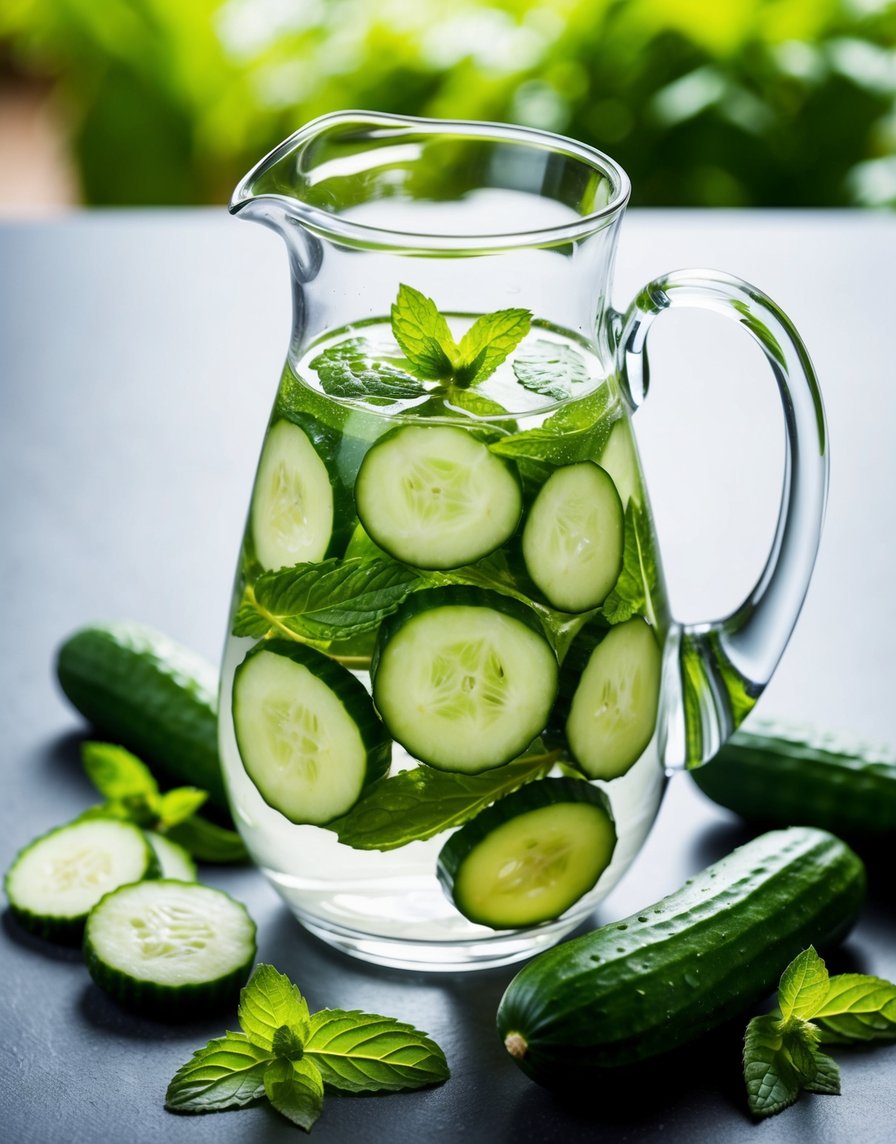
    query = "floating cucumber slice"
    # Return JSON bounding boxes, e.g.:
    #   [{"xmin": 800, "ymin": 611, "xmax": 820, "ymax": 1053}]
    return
[
  {"xmin": 437, "ymin": 778, "xmax": 616, "ymax": 928},
  {"xmin": 233, "ymin": 640, "xmax": 391, "ymax": 825},
  {"xmin": 250, "ymin": 419, "xmax": 334, "ymax": 570},
  {"xmin": 522, "ymin": 461, "xmax": 624, "ymax": 613},
  {"xmin": 564, "ymin": 616, "xmax": 662, "ymax": 780},
  {"xmin": 83, "ymin": 880, "xmax": 256, "ymax": 1016},
  {"xmin": 145, "ymin": 831, "xmax": 197, "ymax": 881},
  {"xmin": 354, "ymin": 424, "xmax": 522, "ymax": 569},
  {"xmin": 598, "ymin": 417, "xmax": 642, "ymax": 509},
  {"xmin": 372, "ymin": 587, "xmax": 558, "ymax": 774},
  {"xmin": 4, "ymin": 819, "xmax": 158, "ymax": 943}
]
